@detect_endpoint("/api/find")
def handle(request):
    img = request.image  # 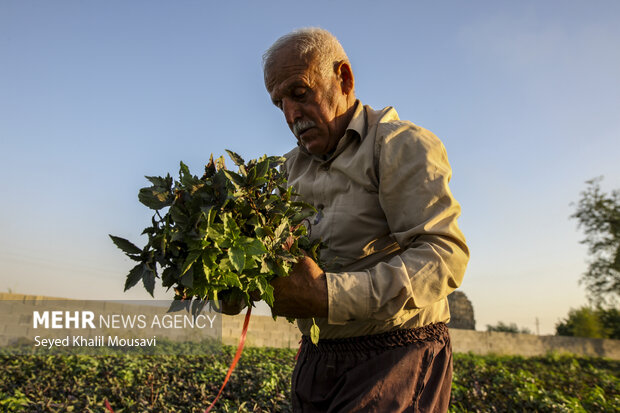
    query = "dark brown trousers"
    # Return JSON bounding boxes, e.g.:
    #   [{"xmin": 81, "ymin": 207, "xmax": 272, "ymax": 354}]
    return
[{"xmin": 291, "ymin": 323, "xmax": 452, "ymax": 413}]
